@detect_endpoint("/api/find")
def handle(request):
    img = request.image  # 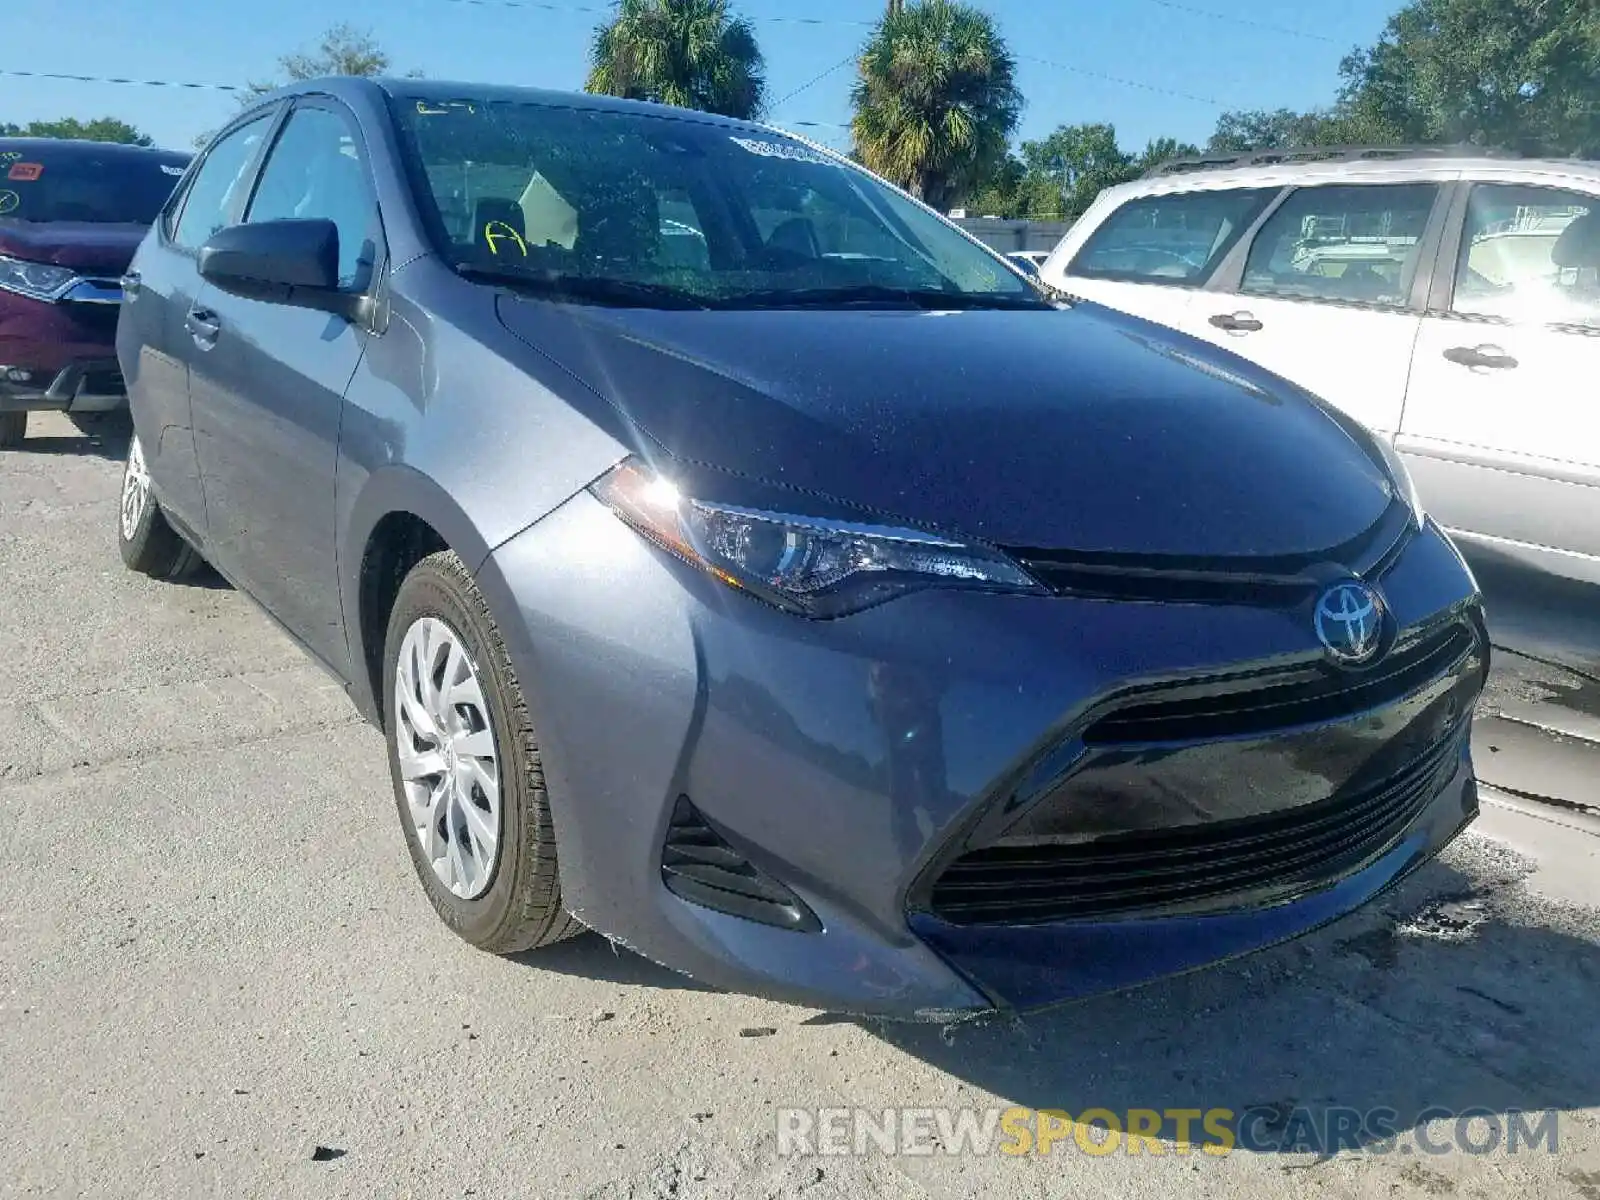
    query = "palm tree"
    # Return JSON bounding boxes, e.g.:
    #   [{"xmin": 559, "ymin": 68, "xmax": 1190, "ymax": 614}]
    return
[
  {"xmin": 586, "ymin": 0, "xmax": 767, "ymax": 121},
  {"xmin": 851, "ymin": 0, "xmax": 1022, "ymax": 211}
]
